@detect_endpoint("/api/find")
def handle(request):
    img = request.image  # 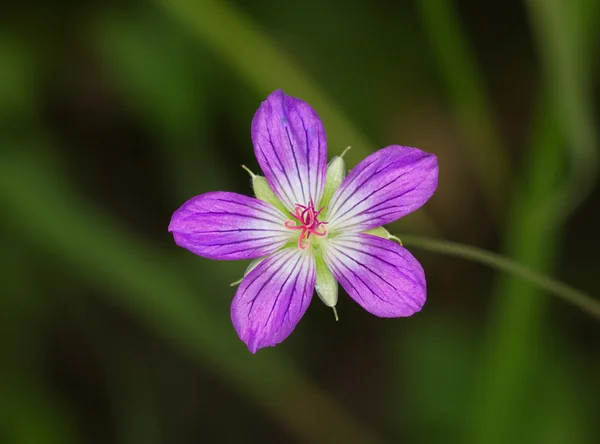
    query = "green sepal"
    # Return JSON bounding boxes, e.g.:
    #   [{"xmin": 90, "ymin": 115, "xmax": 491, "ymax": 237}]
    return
[
  {"xmin": 364, "ymin": 227, "xmax": 403, "ymax": 245},
  {"xmin": 244, "ymin": 257, "xmax": 265, "ymax": 275},
  {"xmin": 252, "ymin": 176, "xmax": 289, "ymax": 215},
  {"xmin": 364, "ymin": 226, "xmax": 390, "ymax": 239},
  {"xmin": 321, "ymin": 156, "xmax": 346, "ymax": 211},
  {"xmin": 314, "ymin": 253, "xmax": 338, "ymax": 307}
]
